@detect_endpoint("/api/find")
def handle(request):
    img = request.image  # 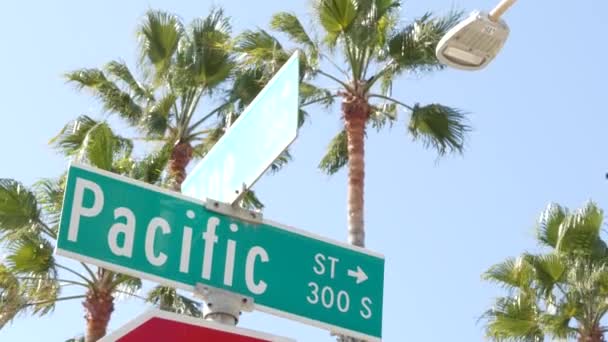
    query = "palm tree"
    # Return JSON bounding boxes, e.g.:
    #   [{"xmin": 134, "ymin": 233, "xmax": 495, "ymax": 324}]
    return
[
  {"xmin": 0, "ymin": 116, "xmax": 198, "ymax": 341},
  {"xmin": 64, "ymin": 8, "xmax": 301, "ymax": 316},
  {"xmin": 235, "ymin": 0, "xmax": 470, "ymax": 247},
  {"xmin": 64, "ymin": 8, "xmax": 246, "ymax": 316},
  {"xmin": 65, "ymin": 8, "xmax": 234, "ymax": 191},
  {"xmin": 483, "ymin": 202, "xmax": 608, "ymax": 342},
  {"xmin": 63, "ymin": 114, "xmax": 204, "ymax": 318}
]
